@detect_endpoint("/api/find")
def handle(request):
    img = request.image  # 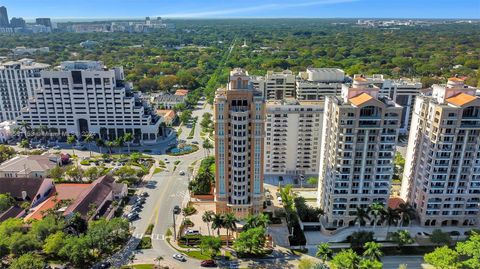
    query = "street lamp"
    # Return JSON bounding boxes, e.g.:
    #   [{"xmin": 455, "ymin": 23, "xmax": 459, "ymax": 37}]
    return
[{"xmin": 173, "ymin": 205, "xmax": 181, "ymax": 241}]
